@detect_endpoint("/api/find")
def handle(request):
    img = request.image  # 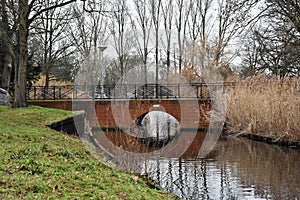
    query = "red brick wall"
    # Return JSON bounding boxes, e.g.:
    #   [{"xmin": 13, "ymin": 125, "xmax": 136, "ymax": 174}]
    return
[{"xmin": 29, "ymin": 99, "xmax": 211, "ymax": 129}]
